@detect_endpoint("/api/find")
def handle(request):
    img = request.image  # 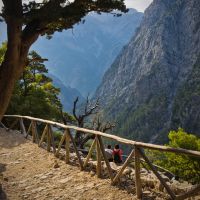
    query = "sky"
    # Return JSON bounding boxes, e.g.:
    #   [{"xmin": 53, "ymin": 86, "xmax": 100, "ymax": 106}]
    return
[
  {"xmin": 0, "ymin": 0, "xmax": 152, "ymax": 12},
  {"xmin": 125, "ymin": 0, "xmax": 153, "ymax": 12}
]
